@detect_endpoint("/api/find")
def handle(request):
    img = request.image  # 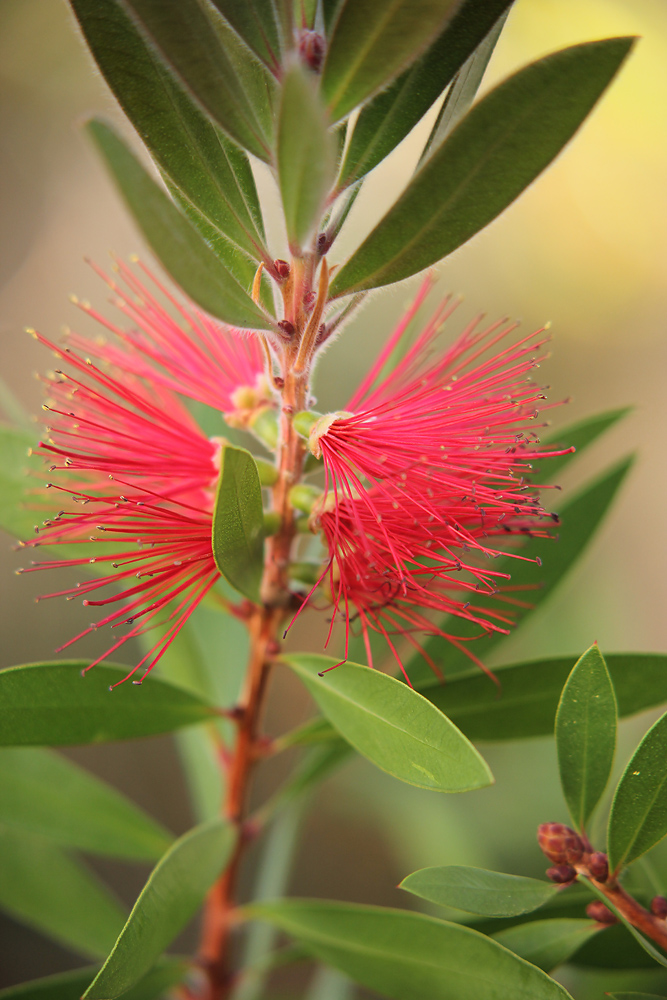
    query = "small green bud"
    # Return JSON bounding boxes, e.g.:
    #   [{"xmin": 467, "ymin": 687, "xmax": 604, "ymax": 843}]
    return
[{"xmin": 289, "ymin": 483, "xmax": 323, "ymax": 514}]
